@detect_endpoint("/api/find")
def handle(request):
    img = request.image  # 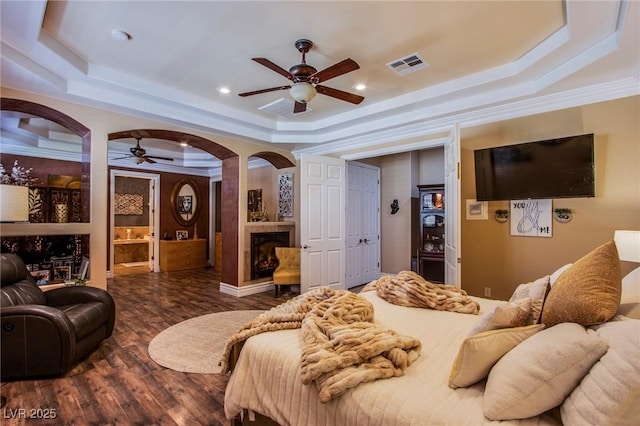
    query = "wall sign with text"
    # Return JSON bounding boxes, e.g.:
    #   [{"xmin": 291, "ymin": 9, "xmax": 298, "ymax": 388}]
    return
[{"xmin": 510, "ymin": 199, "xmax": 552, "ymax": 237}]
